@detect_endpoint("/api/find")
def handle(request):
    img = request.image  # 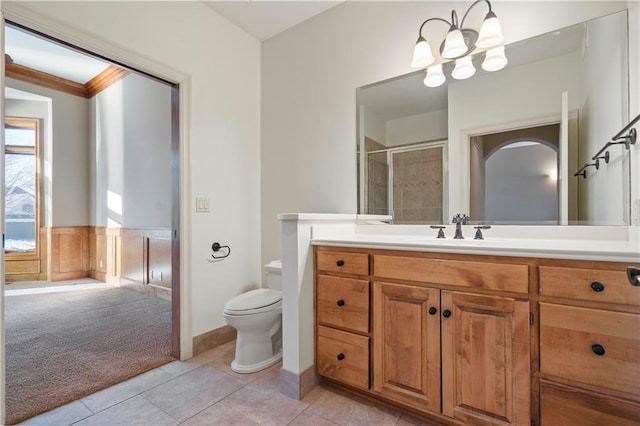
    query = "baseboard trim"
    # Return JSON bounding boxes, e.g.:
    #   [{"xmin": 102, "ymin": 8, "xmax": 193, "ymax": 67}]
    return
[
  {"xmin": 279, "ymin": 365, "xmax": 320, "ymax": 400},
  {"xmin": 192, "ymin": 325, "xmax": 237, "ymax": 356}
]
